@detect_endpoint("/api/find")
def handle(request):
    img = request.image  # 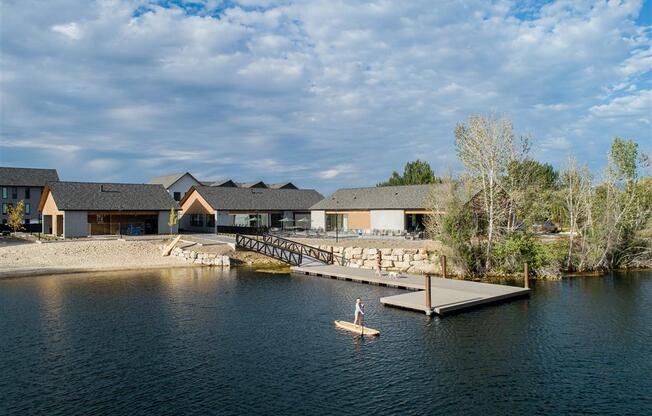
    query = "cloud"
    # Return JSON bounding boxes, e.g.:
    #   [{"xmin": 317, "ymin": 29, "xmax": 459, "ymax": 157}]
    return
[
  {"xmin": 0, "ymin": 0, "xmax": 650, "ymax": 192},
  {"xmin": 51, "ymin": 22, "xmax": 82, "ymax": 40},
  {"xmin": 318, "ymin": 164, "xmax": 355, "ymax": 179},
  {"xmin": 589, "ymin": 90, "xmax": 651, "ymax": 118}
]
